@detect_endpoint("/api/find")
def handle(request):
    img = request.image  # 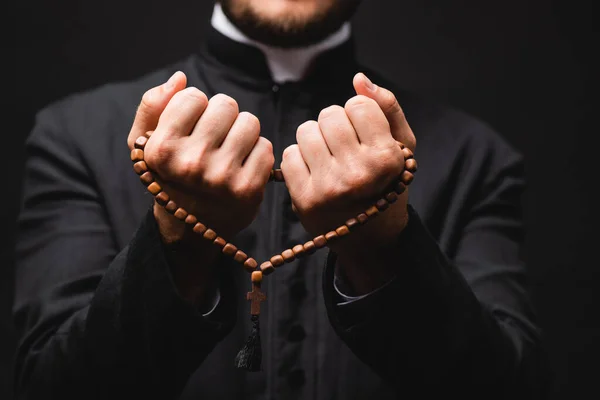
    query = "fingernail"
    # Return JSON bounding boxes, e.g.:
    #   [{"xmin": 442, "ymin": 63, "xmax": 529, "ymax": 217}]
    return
[
  {"xmin": 362, "ymin": 73, "xmax": 376, "ymax": 92},
  {"xmin": 165, "ymin": 72, "xmax": 178, "ymax": 90}
]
